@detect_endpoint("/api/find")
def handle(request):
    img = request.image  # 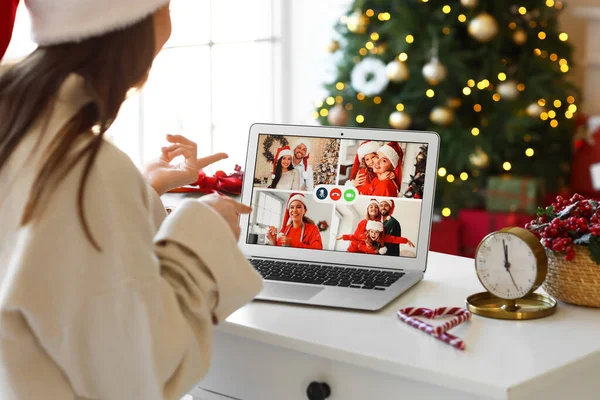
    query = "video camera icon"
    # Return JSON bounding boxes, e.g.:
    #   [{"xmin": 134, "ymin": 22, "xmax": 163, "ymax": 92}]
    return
[{"xmin": 314, "ymin": 185, "xmax": 358, "ymax": 205}]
